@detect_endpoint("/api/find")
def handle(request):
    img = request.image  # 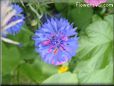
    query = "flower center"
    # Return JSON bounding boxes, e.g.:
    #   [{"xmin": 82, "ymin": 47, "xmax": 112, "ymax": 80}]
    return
[{"xmin": 51, "ymin": 35, "xmax": 63, "ymax": 47}]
